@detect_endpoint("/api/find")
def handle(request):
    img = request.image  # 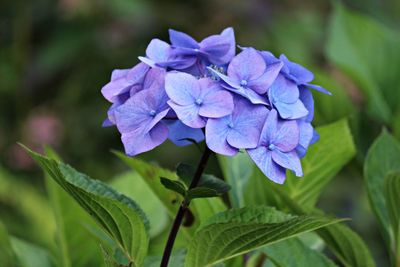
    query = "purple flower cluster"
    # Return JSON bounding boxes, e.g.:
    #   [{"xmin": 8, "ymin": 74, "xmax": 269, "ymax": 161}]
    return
[{"xmin": 101, "ymin": 27, "xmax": 330, "ymax": 184}]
